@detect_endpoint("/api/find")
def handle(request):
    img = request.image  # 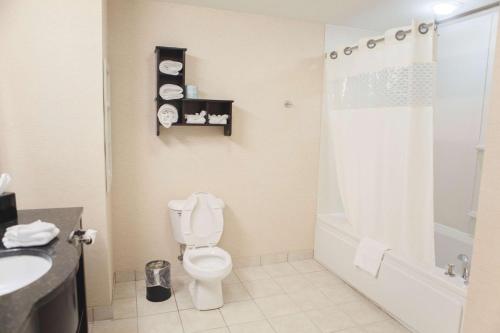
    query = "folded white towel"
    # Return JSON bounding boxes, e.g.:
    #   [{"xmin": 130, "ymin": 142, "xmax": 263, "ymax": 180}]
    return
[
  {"xmin": 157, "ymin": 104, "xmax": 179, "ymax": 128},
  {"xmin": 353, "ymin": 238, "xmax": 390, "ymax": 277},
  {"xmin": 159, "ymin": 84, "xmax": 184, "ymax": 100},
  {"xmin": 159, "ymin": 60, "xmax": 183, "ymax": 75},
  {"xmin": 161, "ymin": 93, "xmax": 184, "ymax": 101},
  {"xmin": 2, "ymin": 226, "xmax": 60, "ymax": 248},
  {"xmin": 208, "ymin": 114, "xmax": 229, "ymax": 125},
  {"xmin": 5, "ymin": 220, "xmax": 57, "ymax": 241},
  {"xmin": 185, "ymin": 111, "xmax": 207, "ymax": 124},
  {"xmin": 0, "ymin": 173, "xmax": 11, "ymax": 194}
]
